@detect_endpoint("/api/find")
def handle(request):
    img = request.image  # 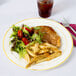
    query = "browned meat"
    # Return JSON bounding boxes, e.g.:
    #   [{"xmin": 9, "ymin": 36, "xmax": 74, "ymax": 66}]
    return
[{"xmin": 34, "ymin": 26, "xmax": 61, "ymax": 47}]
